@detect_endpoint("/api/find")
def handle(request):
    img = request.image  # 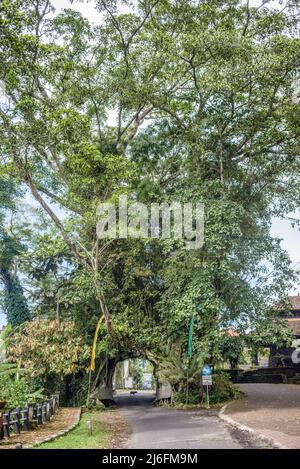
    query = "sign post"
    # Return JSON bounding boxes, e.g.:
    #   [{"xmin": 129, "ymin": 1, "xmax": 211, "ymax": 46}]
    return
[{"xmin": 201, "ymin": 365, "xmax": 213, "ymax": 409}]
